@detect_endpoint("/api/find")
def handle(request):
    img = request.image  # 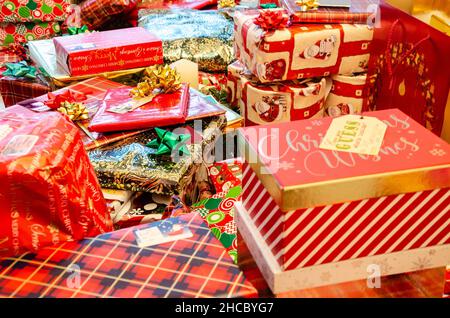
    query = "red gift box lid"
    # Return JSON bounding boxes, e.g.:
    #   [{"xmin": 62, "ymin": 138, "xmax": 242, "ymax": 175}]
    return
[{"xmin": 238, "ymin": 109, "xmax": 450, "ymax": 211}]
